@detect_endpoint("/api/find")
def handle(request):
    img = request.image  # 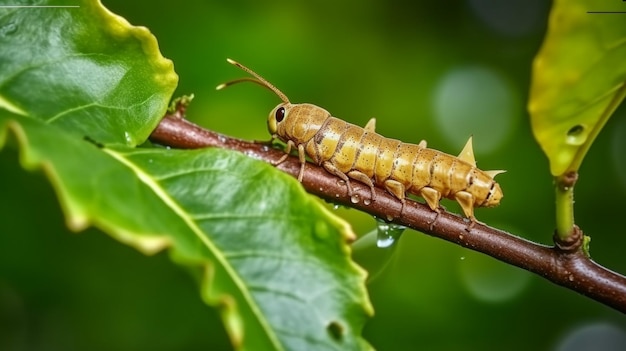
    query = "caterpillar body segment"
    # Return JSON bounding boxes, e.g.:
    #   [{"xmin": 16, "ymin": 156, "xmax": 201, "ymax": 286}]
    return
[{"xmin": 218, "ymin": 59, "xmax": 504, "ymax": 222}]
